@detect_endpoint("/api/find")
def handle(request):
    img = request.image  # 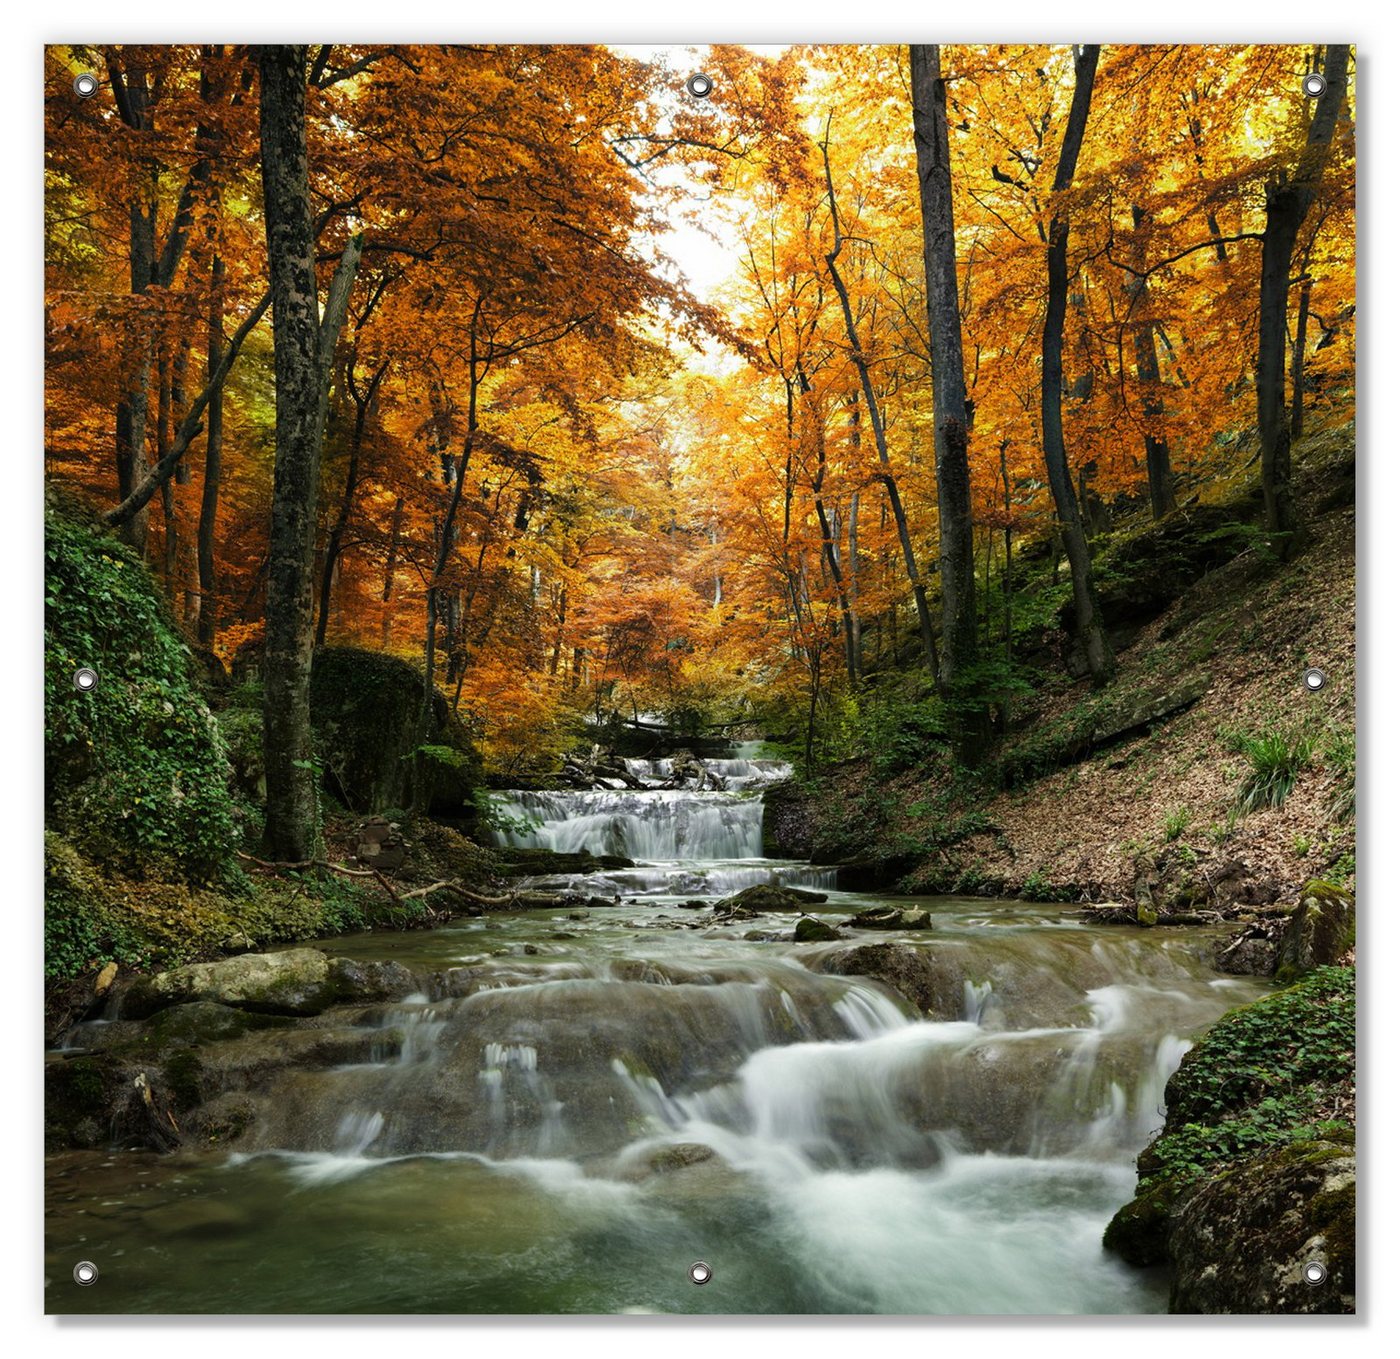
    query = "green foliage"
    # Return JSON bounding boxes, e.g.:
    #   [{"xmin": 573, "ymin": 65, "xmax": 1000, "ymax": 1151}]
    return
[
  {"xmin": 859, "ymin": 690, "xmax": 947, "ymax": 776},
  {"xmin": 45, "ymin": 504, "xmax": 239, "ymax": 883},
  {"xmin": 1143, "ymin": 967, "xmax": 1354, "ymax": 1186},
  {"xmin": 1020, "ymin": 867, "xmax": 1075, "ymax": 903},
  {"xmin": 44, "ymin": 832, "xmax": 141, "ymax": 979},
  {"xmin": 1163, "ymin": 806, "xmax": 1191, "ymax": 841},
  {"xmin": 471, "ymin": 788, "xmax": 541, "ymax": 839},
  {"xmin": 1222, "ymin": 724, "xmax": 1316, "ymax": 813},
  {"xmin": 1321, "ymin": 725, "xmax": 1355, "ymax": 823}
]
